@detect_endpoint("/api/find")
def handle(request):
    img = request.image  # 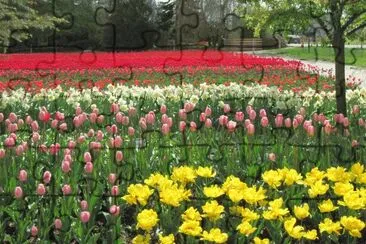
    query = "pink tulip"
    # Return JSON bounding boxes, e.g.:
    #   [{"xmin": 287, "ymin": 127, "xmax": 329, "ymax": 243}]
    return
[
  {"xmin": 122, "ymin": 116, "xmax": 129, "ymax": 126},
  {"xmin": 111, "ymin": 185, "xmax": 119, "ymax": 196},
  {"xmin": 160, "ymin": 104, "xmax": 167, "ymax": 114},
  {"xmin": 268, "ymin": 153, "xmax": 276, "ymax": 162},
  {"xmin": 219, "ymin": 115, "xmax": 228, "ymax": 126},
  {"xmin": 31, "ymin": 225, "xmax": 38, "ymax": 237},
  {"xmin": 128, "ymin": 127, "xmax": 135, "ymax": 136},
  {"xmin": 25, "ymin": 115, "xmax": 32, "ymax": 125},
  {"xmin": 17, "ymin": 119, "xmax": 24, "ymax": 127},
  {"xmin": 51, "ymin": 119, "xmax": 58, "ymax": 129},
  {"xmin": 116, "ymin": 112, "xmax": 124, "ymax": 124},
  {"xmin": 43, "ymin": 171, "xmax": 52, "ymax": 184},
  {"xmin": 31, "ymin": 121, "xmax": 39, "ymax": 131},
  {"xmin": 235, "ymin": 111, "xmax": 244, "ymax": 122},
  {"xmin": 162, "ymin": 123, "xmax": 170, "ymax": 135},
  {"xmin": 89, "ymin": 112, "xmax": 97, "ymax": 123},
  {"xmin": 166, "ymin": 117, "xmax": 173, "ymax": 128},
  {"xmin": 275, "ymin": 114, "xmax": 284, "ymax": 127},
  {"xmin": 312, "ymin": 113, "xmax": 319, "ymax": 122},
  {"xmin": 199, "ymin": 112, "xmax": 206, "ymax": 122},
  {"xmin": 39, "ymin": 110, "xmax": 51, "ymax": 122},
  {"xmin": 260, "ymin": 117, "xmax": 269, "ymax": 127},
  {"xmin": 247, "ymin": 123, "xmax": 255, "ymax": 136},
  {"xmin": 358, "ymin": 118, "xmax": 365, "ymax": 127},
  {"xmin": 259, "ymin": 109, "xmax": 267, "ymax": 118},
  {"xmin": 4, "ymin": 137, "xmax": 15, "ymax": 147},
  {"xmin": 295, "ymin": 114, "xmax": 304, "ymax": 124},
  {"xmin": 9, "ymin": 112, "xmax": 17, "ymax": 123},
  {"xmin": 352, "ymin": 105, "xmax": 360, "ymax": 115},
  {"xmin": 205, "ymin": 106, "xmax": 212, "ymax": 117},
  {"xmin": 0, "ymin": 149, "xmax": 5, "ymax": 159},
  {"xmin": 116, "ymin": 151, "xmax": 124, "ymax": 162},
  {"xmin": 146, "ymin": 112, "xmax": 155, "ymax": 125},
  {"xmin": 55, "ymin": 111, "xmax": 65, "ymax": 121},
  {"xmin": 293, "ymin": 119, "xmax": 299, "ymax": 129},
  {"xmin": 307, "ymin": 125, "xmax": 315, "ymax": 137},
  {"xmin": 128, "ymin": 107, "xmax": 137, "ymax": 117},
  {"xmin": 75, "ymin": 106, "xmax": 83, "ymax": 115},
  {"xmin": 324, "ymin": 123, "xmax": 332, "ymax": 135},
  {"xmin": 226, "ymin": 120, "xmax": 237, "ymax": 132},
  {"xmin": 68, "ymin": 140, "xmax": 76, "ymax": 150},
  {"xmin": 49, "ymin": 143, "xmax": 60, "ymax": 155},
  {"xmin": 84, "ymin": 152, "xmax": 92, "ymax": 162},
  {"xmin": 61, "ymin": 161, "xmax": 71, "ymax": 173},
  {"xmin": 344, "ymin": 129, "xmax": 350, "ymax": 137},
  {"xmin": 110, "ymin": 103, "xmax": 119, "ymax": 113},
  {"xmin": 84, "ymin": 162, "xmax": 93, "ymax": 174},
  {"xmin": 54, "ymin": 219, "xmax": 62, "ymax": 230},
  {"xmin": 62, "ymin": 184, "xmax": 72, "ymax": 195},
  {"xmin": 31, "ymin": 132, "xmax": 39, "ymax": 143},
  {"xmin": 97, "ymin": 115, "xmax": 104, "ymax": 124},
  {"xmin": 244, "ymin": 119, "xmax": 251, "ymax": 128},
  {"xmin": 37, "ymin": 184, "xmax": 46, "ymax": 196},
  {"xmin": 77, "ymin": 135, "xmax": 86, "ymax": 144},
  {"xmin": 179, "ymin": 109, "xmax": 187, "ymax": 120},
  {"xmin": 114, "ymin": 136, "xmax": 123, "ymax": 148},
  {"xmin": 80, "ymin": 211, "xmax": 90, "ymax": 223},
  {"xmin": 161, "ymin": 114, "xmax": 169, "ymax": 124},
  {"xmin": 318, "ymin": 113, "xmax": 326, "ymax": 123},
  {"xmin": 190, "ymin": 121, "xmax": 197, "ymax": 132},
  {"xmin": 184, "ymin": 102, "xmax": 195, "ymax": 113},
  {"xmin": 96, "ymin": 130, "xmax": 104, "ymax": 141},
  {"xmin": 223, "ymin": 104, "xmax": 231, "ymax": 113},
  {"xmin": 205, "ymin": 119, "xmax": 212, "ymax": 128},
  {"xmin": 59, "ymin": 123, "xmax": 67, "ymax": 131},
  {"xmin": 80, "ymin": 200, "xmax": 88, "ymax": 210},
  {"xmin": 179, "ymin": 121, "xmax": 186, "ymax": 132},
  {"xmin": 343, "ymin": 117, "xmax": 350, "ymax": 127},
  {"xmin": 18, "ymin": 170, "xmax": 28, "ymax": 182},
  {"xmin": 108, "ymin": 173, "xmax": 117, "ymax": 184},
  {"xmin": 246, "ymin": 105, "xmax": 253, "ymax": 114},
  {"xmin": 139, "ymin": 118, "xmax": 147, "ymax": 130},
  {"xmin": 284, "ymin": 118, "xmax": 292, "ymax": 128},
  {"xmin": 109, "ymin": 205, "xmax": 120, "ymax": 216},
  {"xmin": 249, "ymin": 110, "xmax": 256, "ymax": 121},
  {"xmin": 14, "ymin": 186, "xmax": 23, "ymax": 199}
]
